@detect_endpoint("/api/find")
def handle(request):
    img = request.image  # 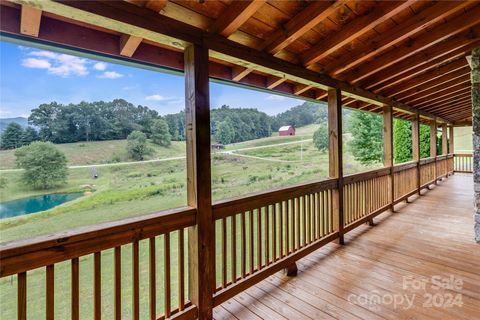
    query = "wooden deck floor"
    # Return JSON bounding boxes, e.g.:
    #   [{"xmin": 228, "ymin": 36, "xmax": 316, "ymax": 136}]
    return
[{"xmin": 214, "ymin": 174, "xmax": 480, "ymax": 320}]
